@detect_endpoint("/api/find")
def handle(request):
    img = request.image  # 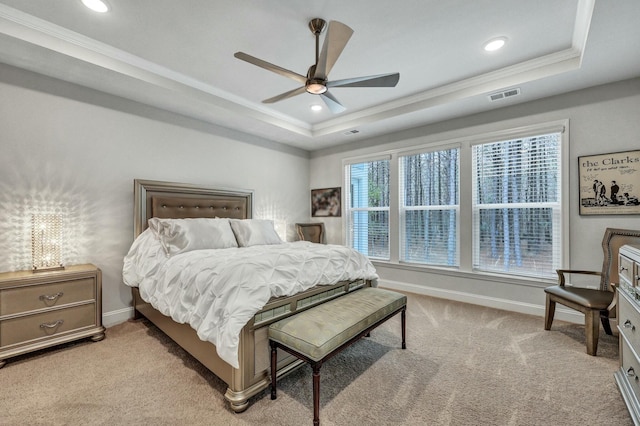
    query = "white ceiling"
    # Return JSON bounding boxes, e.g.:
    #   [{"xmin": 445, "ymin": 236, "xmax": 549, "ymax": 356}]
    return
[{"xmin": 0, "ymin": 0, "xmax": 639, "ymax": 151}]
